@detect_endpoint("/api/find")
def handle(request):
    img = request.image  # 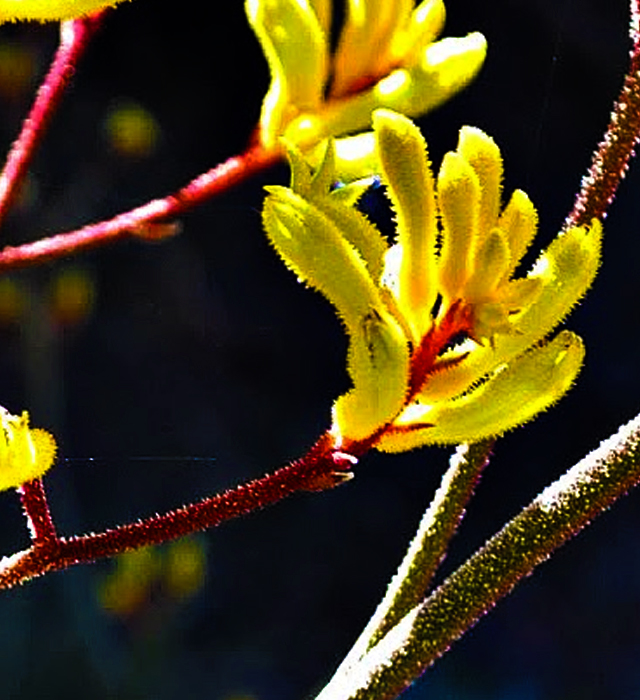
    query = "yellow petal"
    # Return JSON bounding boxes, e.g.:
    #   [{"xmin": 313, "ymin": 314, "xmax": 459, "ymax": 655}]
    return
[
  {"xmin": 390, "ymin": 0, "xmax": 446, "ymax": 67},
  {"xmin": 0, "ymin": 409, "xmax": 56, "ymax": 491},
  {"xmin": 262, "ymin": 187, "xmax": 383, "ymax": 326},
  {"xmin": 457, "ymin": 126, "xmax": 503, "ymax": 245},
  {"xmin": 332, "ymin": 308, "xmax": 410, "ymax": 442},
  {"xmin": 0, "ymin": 0, "xmax": 130, "ymax": 21},
  {"xmin": 246, "ymin": 0, "xmax": 329, "ymax": 148},
  {"xmin": 283, "ymin": 33, "xmax": 487, "ymax": 149},
  {"xmin": 464, "ymin": 229, "xmax": 510, "ymax": 301},
  {"xmin": 377, "ymin": 330, "xmax": 584, "ymax": 451},
  {"xmin": 331, "ymin": 0, "xmax": 412, "ymax": 99},
  {"xmin": 373, "ymin": 109, "xmax": 438, "ymax": 336},
  {"xmin": 287, "ymin": 140, "xmax": 389, "ymax": 282},
  {"xmin": 498, "ymin": 188, "xmax": 539, "ymax": 282},
  {"xmin": 420, "ymin": 220, "xmax": 602, "ymax": 404},
  {"xmin": 437, "ymin": 150, "xmax": 481, "ymax": 304}
]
